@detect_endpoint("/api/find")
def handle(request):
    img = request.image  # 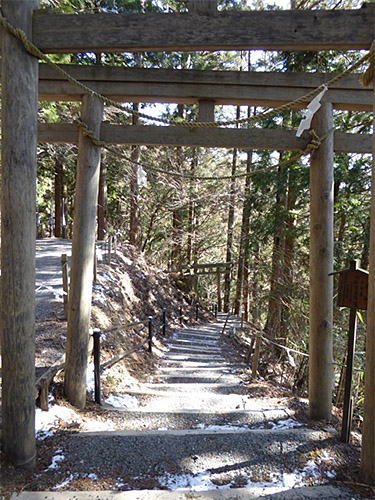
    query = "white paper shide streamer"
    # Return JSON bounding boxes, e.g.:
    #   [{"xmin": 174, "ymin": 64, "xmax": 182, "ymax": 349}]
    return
[
  {"xmin": 137, "ymin": 166, "xmax": 147, "ymax": 187},
  {"xmin": 296, "ymin": 85, "xmax": 328, "ymax": 137}
]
